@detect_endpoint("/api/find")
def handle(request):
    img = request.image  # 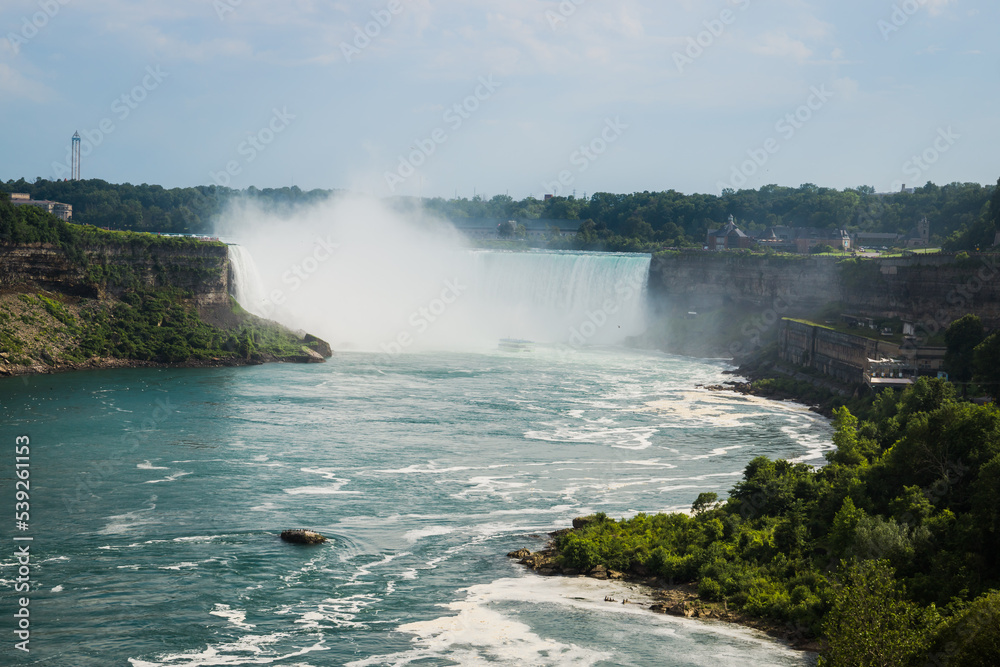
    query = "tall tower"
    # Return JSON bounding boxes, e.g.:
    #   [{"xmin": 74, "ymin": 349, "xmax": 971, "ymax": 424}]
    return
[{"xmin": 71, "ymin": 132, "xmax": 81, "ymax": 181}]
